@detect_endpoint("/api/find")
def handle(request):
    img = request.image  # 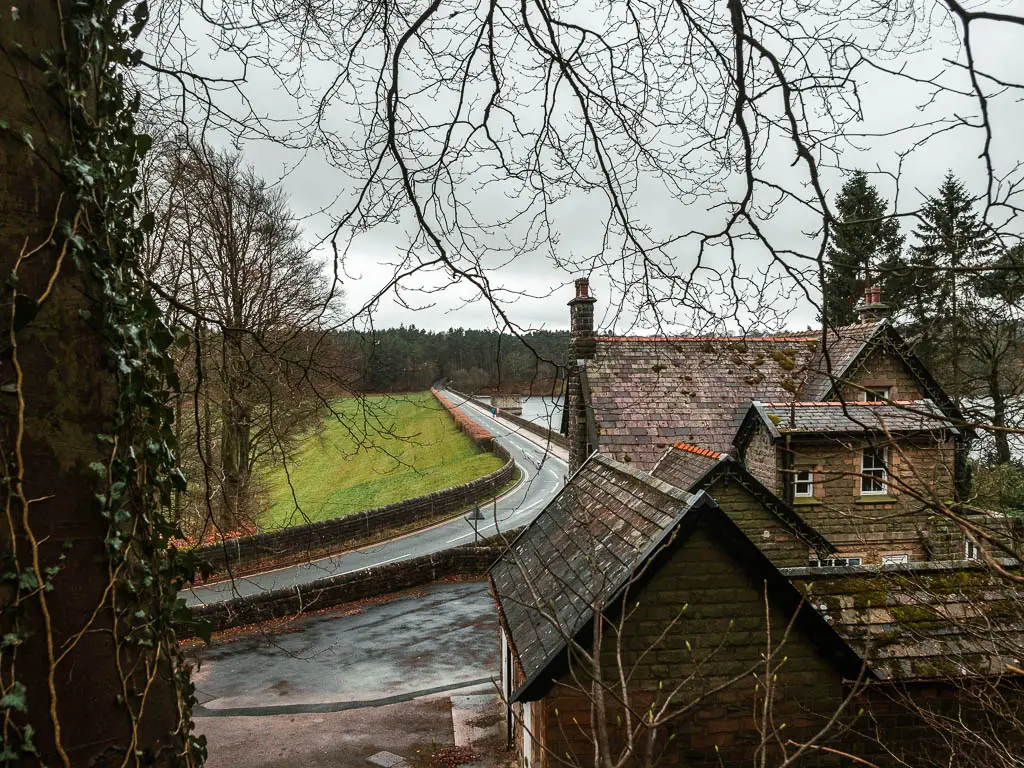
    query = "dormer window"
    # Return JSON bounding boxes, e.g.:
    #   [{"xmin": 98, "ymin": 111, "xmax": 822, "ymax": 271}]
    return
[
  {"xmin": 794, "ymin": 470, "xmax": 814, "ymax": 498},
  {"xmin": 859, "ymin": 387, "xmax": 890, "ymax": 402},
  {"xmin": 861, "ymin": 447, "xmax": 888, "ymax": 495}
]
